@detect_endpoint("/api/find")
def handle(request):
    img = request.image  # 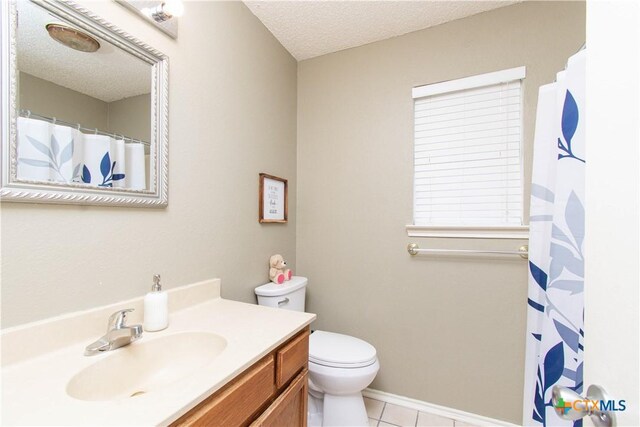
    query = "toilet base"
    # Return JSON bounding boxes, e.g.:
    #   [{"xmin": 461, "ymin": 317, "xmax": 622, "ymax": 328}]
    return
[
  {"xmin": 308, "ymin": 392, "xmax": 323, "ymax": 427},
  {"xmin": 308, "ymin": 390, "xmax": 369, "ymax": 427}
]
